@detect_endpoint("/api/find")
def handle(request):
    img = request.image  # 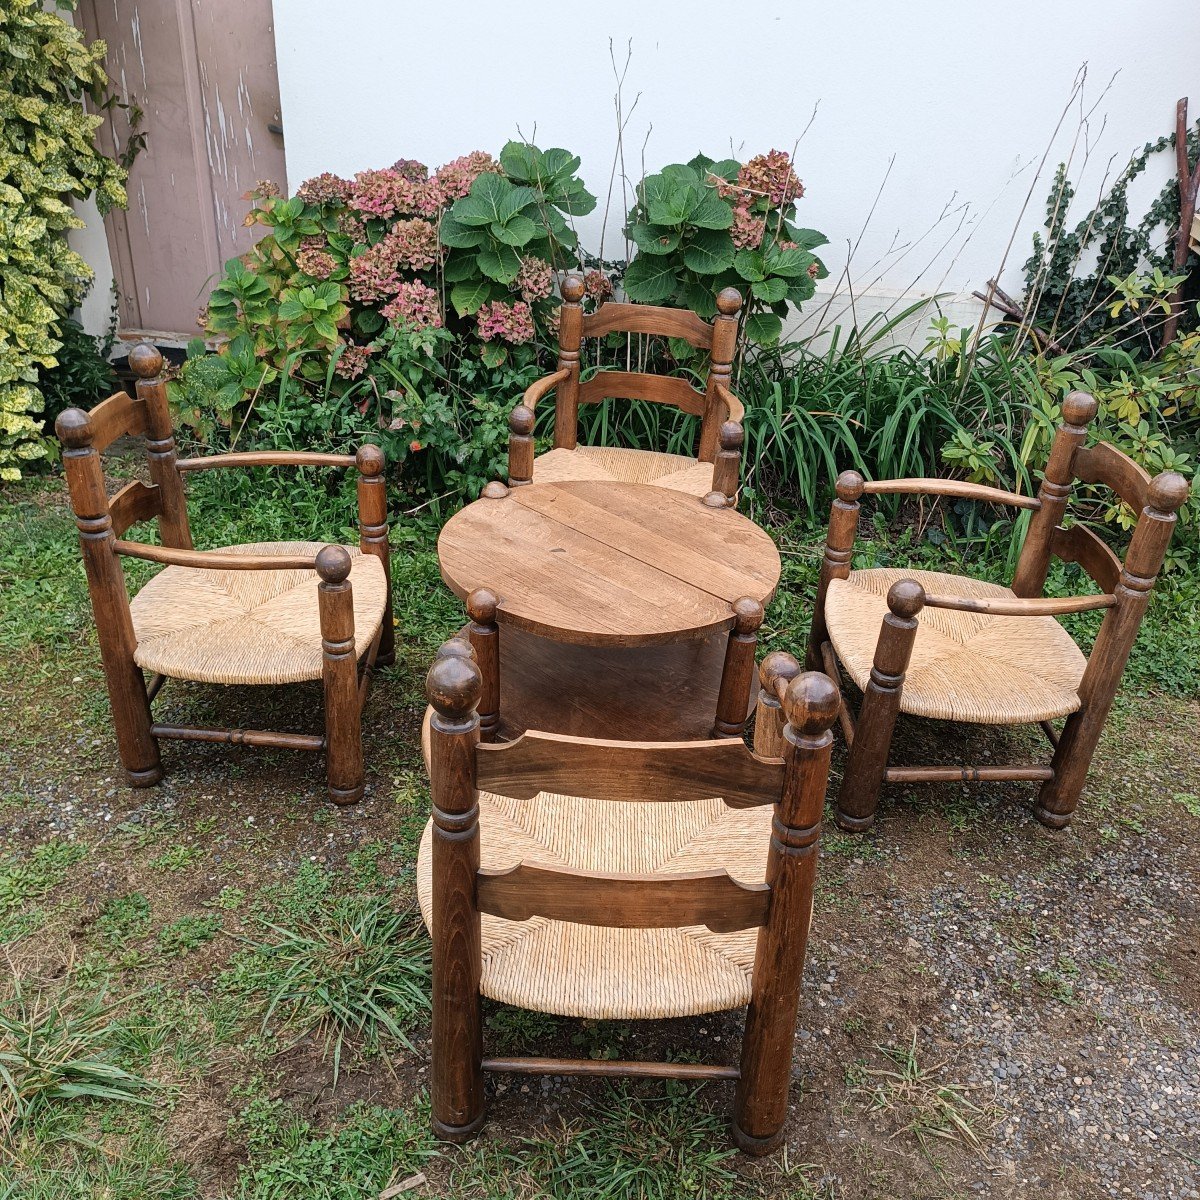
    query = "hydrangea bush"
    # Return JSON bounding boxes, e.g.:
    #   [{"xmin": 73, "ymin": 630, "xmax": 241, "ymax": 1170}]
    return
[{"xmin": 0, "ymin": 0, "xmax": 127, "ymax": 479}]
